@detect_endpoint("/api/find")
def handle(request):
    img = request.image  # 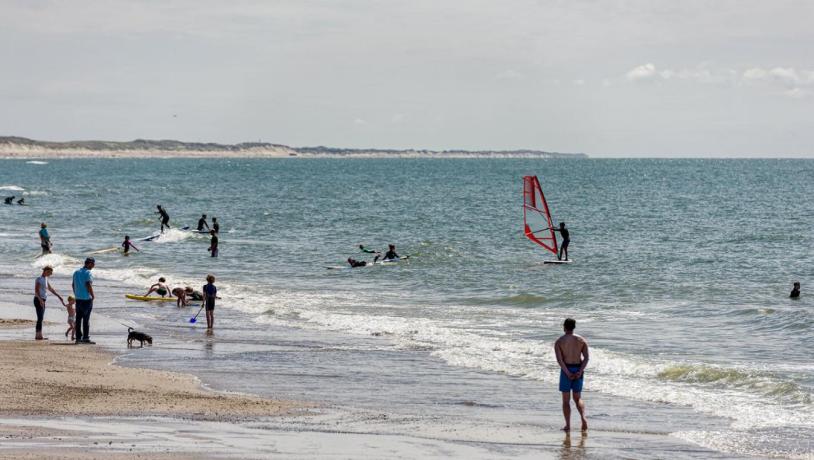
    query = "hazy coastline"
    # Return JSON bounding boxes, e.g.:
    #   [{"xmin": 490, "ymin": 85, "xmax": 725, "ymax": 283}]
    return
[{"xmin": 0, "ymin": 136, "xmax": 587, "ymax": 159}]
